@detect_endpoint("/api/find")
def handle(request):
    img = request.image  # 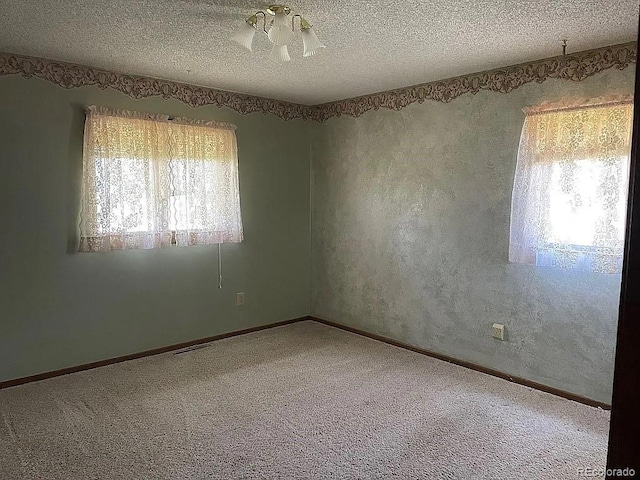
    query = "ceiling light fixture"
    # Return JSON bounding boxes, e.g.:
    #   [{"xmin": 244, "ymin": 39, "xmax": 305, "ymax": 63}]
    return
[{"xmin": 231, "ymin": 5, "xmax": 325, "ymax": 62}]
